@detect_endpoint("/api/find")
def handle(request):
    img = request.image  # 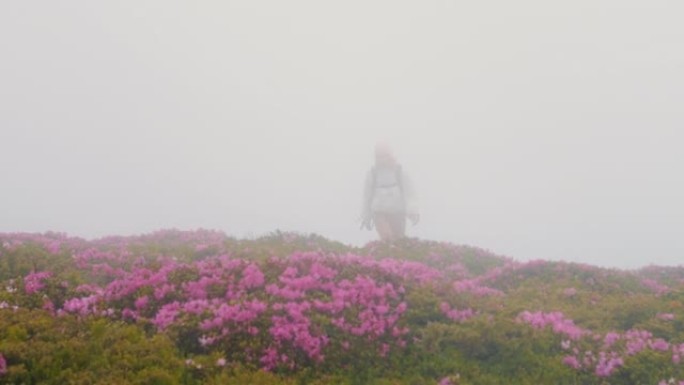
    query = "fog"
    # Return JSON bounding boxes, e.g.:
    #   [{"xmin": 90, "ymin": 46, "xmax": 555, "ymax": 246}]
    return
[{"xmin": 1, "ymin": 1, "xmax": 683, "ymax": 269}]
